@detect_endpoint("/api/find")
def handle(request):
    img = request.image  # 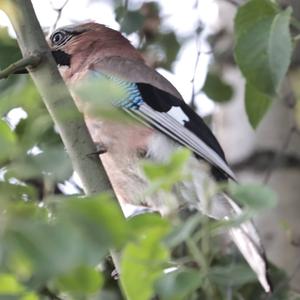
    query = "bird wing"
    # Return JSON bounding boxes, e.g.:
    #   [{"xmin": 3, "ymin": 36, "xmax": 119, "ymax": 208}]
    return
[{"xmin": 91, "ymin": 57, "xmax": 235, "ymax": 180}]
